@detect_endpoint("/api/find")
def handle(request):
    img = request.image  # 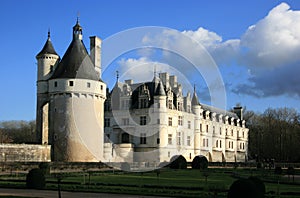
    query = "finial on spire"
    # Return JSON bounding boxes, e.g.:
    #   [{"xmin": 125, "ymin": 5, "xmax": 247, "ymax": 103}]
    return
[
  {"xmin": 154, "ymin": 64, "xmax": 157, "ymax": 77},
  {"xmin": 116, "ymin": 70, "xmax": 119, "ymax": 82},
  {"xmin": 47, "ymin": 28, "xmax": 51, "ymax": 39},
  {"xmin": 194, "ymin": 84, "xmax": 196, "ymax": 92}
]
